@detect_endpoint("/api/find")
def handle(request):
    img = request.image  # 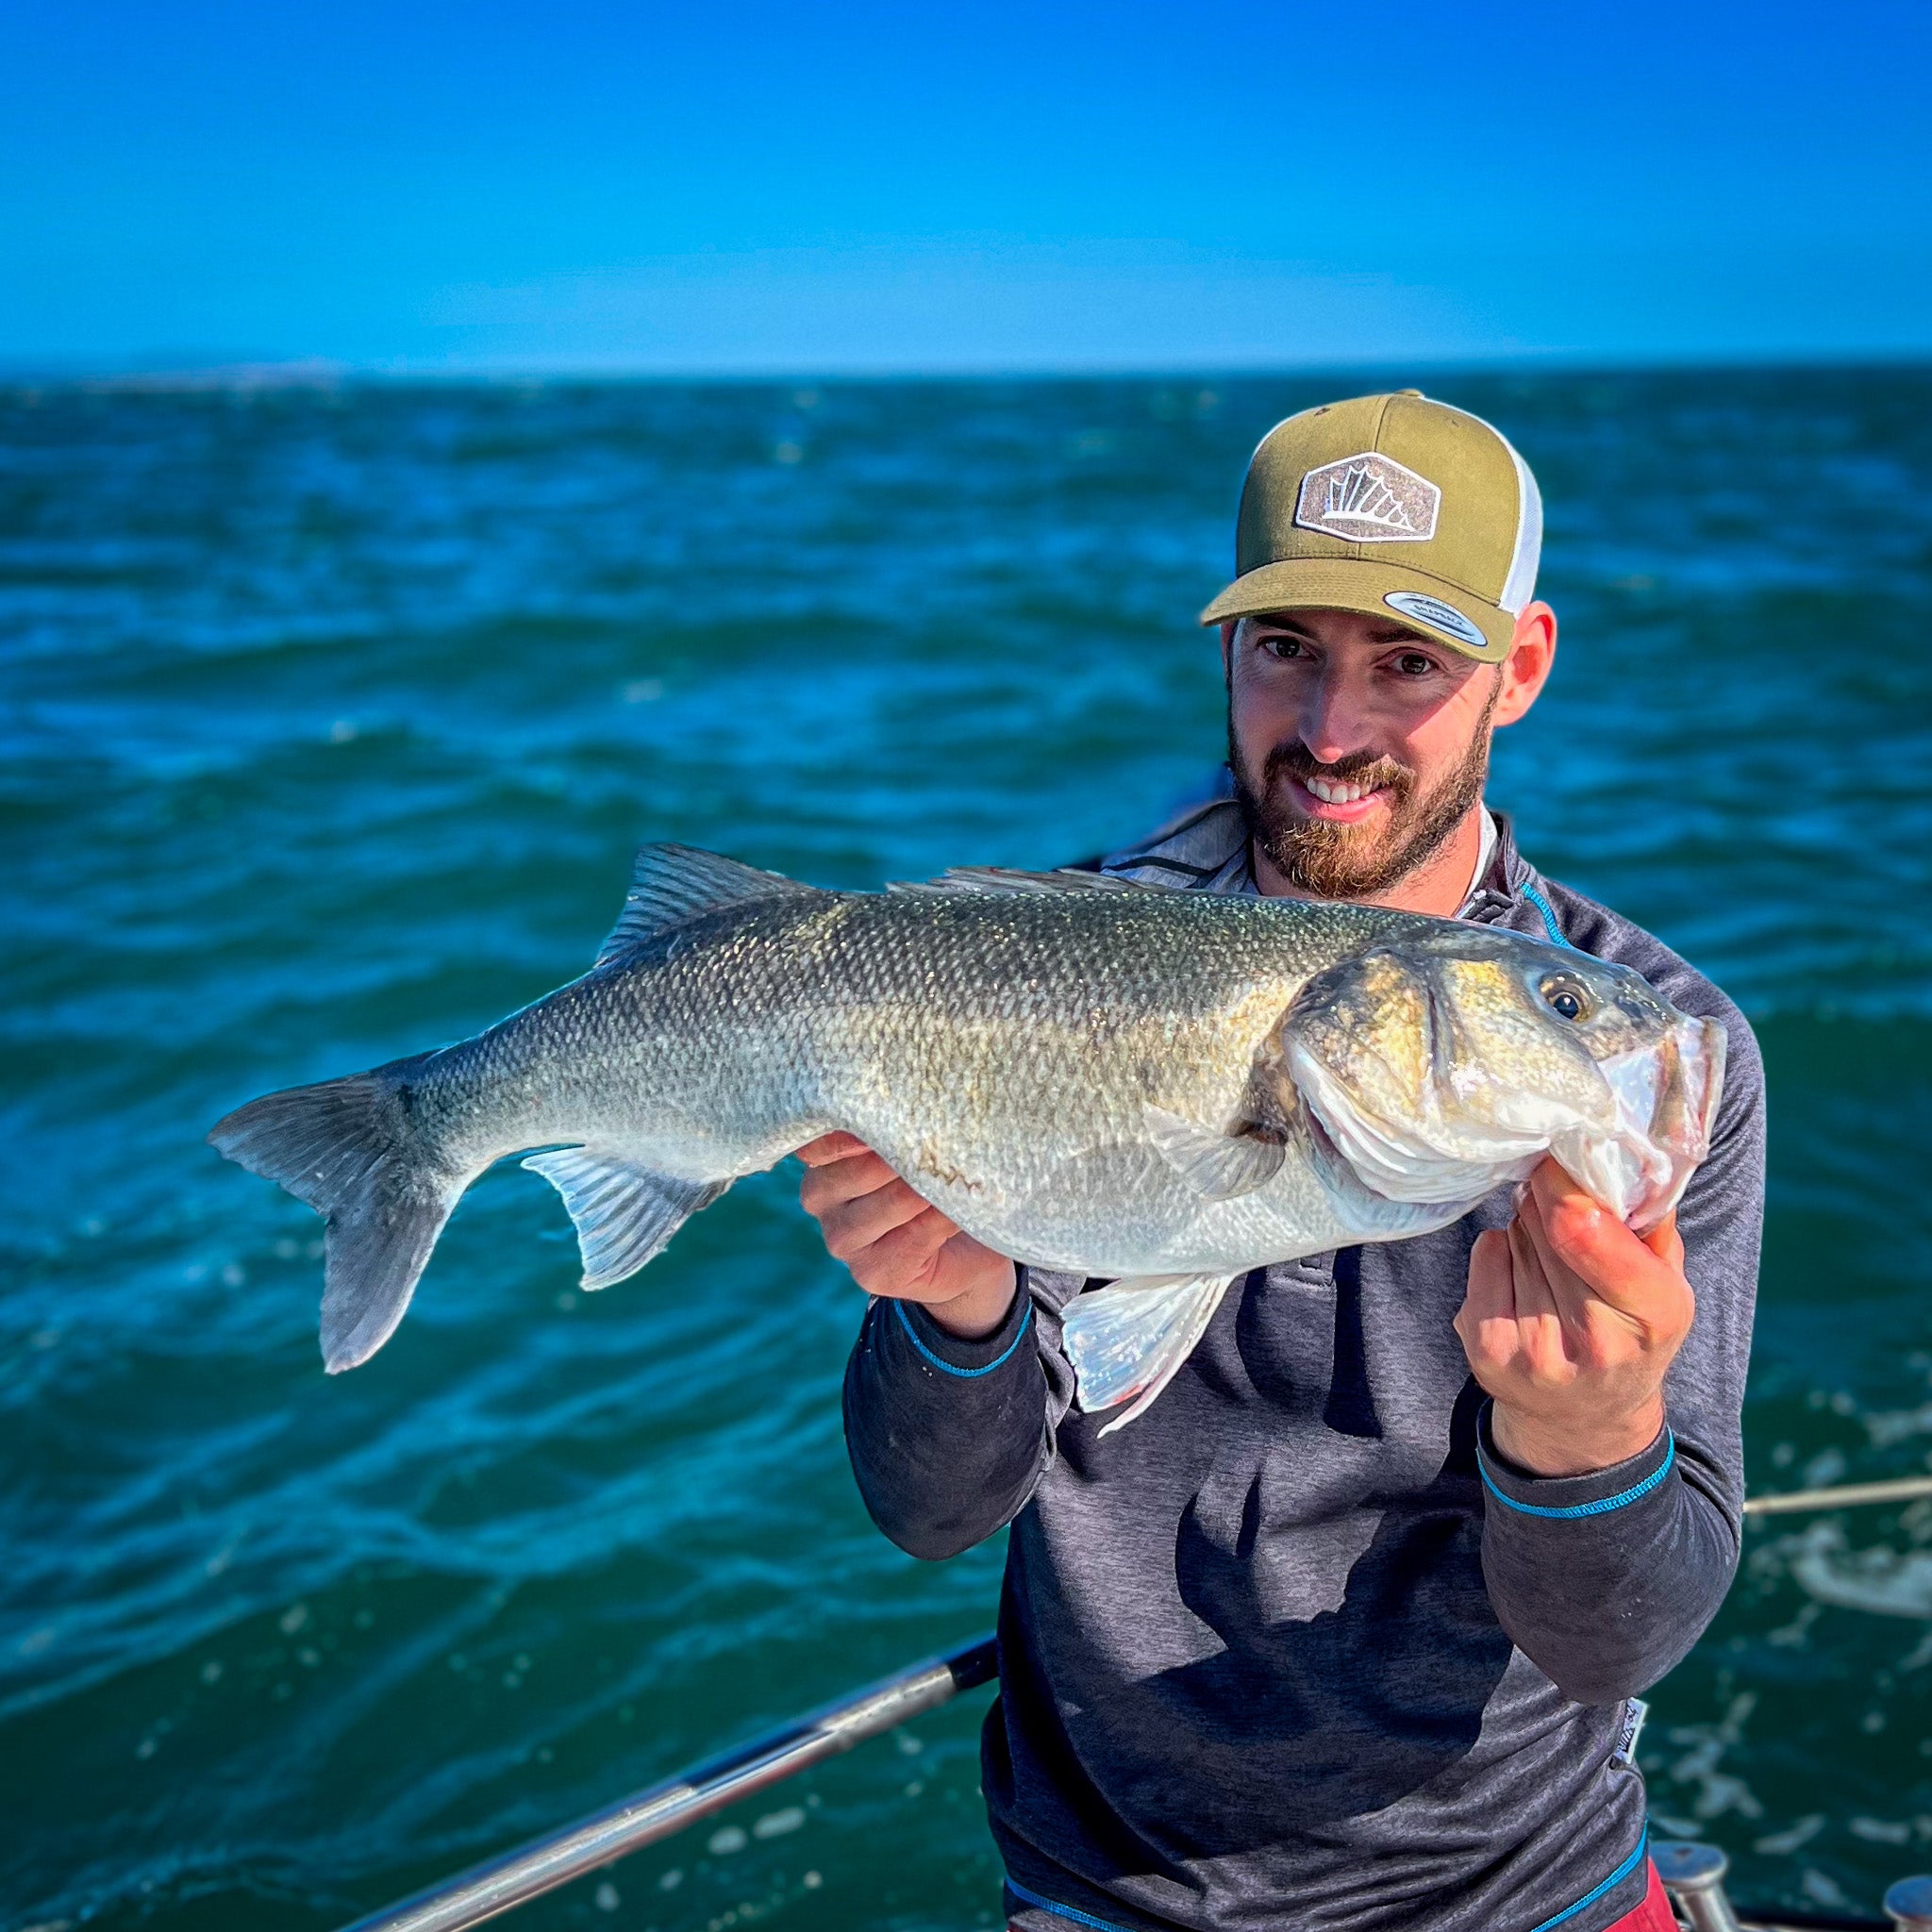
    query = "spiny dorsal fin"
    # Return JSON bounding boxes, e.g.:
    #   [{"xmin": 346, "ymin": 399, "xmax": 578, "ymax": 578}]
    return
[
  {"xmin": 596, "ymin": 844, "xmax": 820, "ymax": 967},
  {"xmin": 887, "ymin": 866, "xmax": 1154, "ymax": 900}
]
